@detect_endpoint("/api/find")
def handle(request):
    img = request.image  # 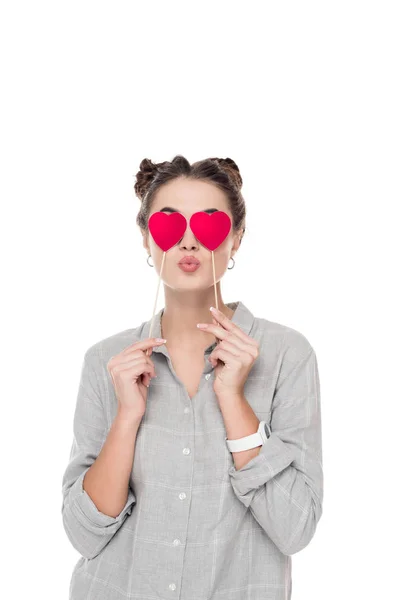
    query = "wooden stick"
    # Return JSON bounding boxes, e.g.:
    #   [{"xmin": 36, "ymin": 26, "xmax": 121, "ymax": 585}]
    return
[
  {"xmin": 211, "ymin": 251, "xmax": 220, "ymax": 346},
  {"xmin": 146, "ymin": 251, "xmax": 166, "ymax": 356},
  {"xmin": 211, "ymin": 250, "xmax": 218, "ymax": 311}
]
